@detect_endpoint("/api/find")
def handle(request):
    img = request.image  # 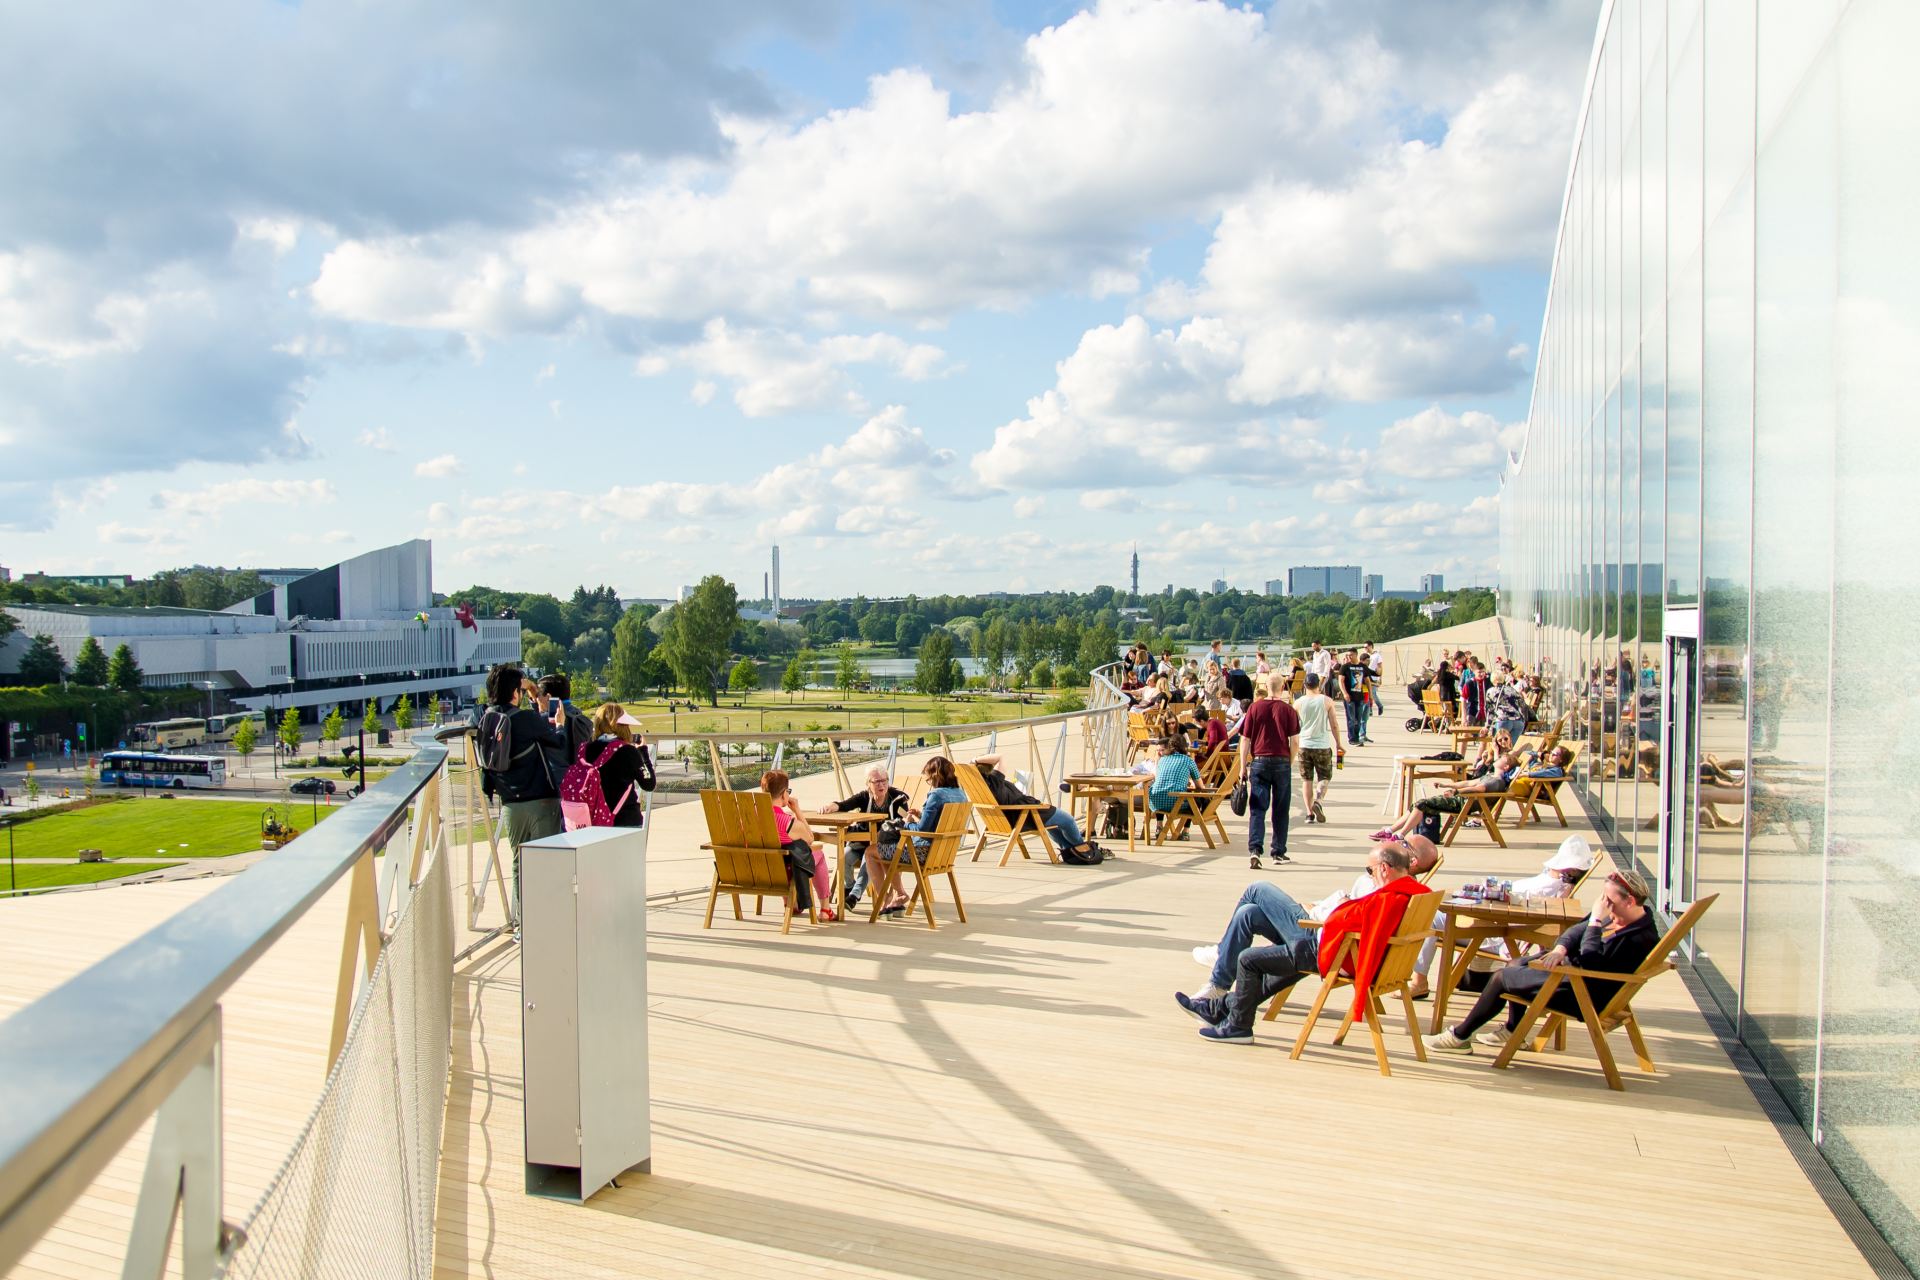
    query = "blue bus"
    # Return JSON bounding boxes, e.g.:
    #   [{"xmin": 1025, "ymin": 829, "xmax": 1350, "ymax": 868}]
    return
[{"xmin": 99, "ymin": 751, "xmax": 229, "ymax": 790}]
